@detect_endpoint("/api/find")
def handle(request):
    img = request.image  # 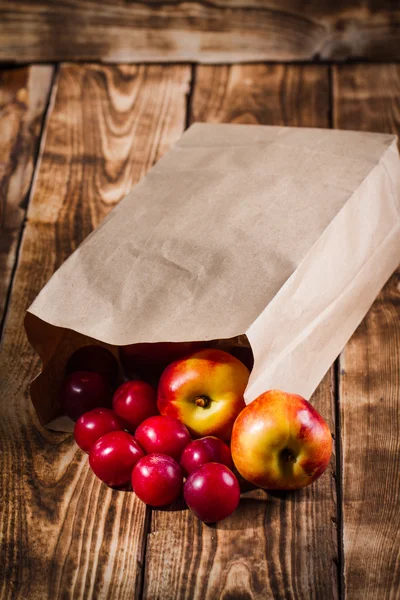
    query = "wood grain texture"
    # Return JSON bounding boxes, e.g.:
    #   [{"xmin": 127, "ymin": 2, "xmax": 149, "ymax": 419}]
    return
[
  {"xmin": 0, "ymin": 63, "xmax": 190, "ymax": 600},
  {"xmin": 334, "ymin": 64, "xmax": 400, "ymax": 600},
  {"xmin": 0, "ymin": 65, "xmax": 53, "ymax": 329},
  {"xmin": 1, "ymin": 1, "xmax": 400, "ymax": 63},
  {"xmin": 142, "ymin": 64, "xmax": 340, "ymax": 600},
  {"xmin": 190, "ymin": 64, "xmax": 330, "ymax": 126}
]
